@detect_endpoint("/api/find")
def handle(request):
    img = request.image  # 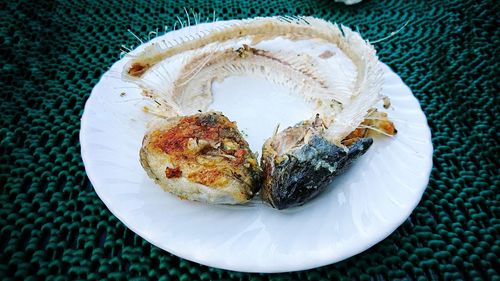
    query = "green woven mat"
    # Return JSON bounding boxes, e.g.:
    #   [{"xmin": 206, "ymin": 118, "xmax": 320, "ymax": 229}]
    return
[{"xmin": 1, "ymin": 0, "xmax": 499, "ymax": 279}]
